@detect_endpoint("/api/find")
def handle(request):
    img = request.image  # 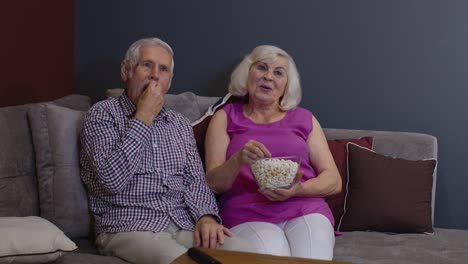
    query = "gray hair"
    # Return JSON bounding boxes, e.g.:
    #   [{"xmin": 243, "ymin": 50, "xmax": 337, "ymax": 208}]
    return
[
  {"xmin": 228, "ymin": 45, "xmax": 302, "ymax": 111},
  {"xmin": 123, "ymin": 38, "xmax": 174, "ymax": 77}
]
